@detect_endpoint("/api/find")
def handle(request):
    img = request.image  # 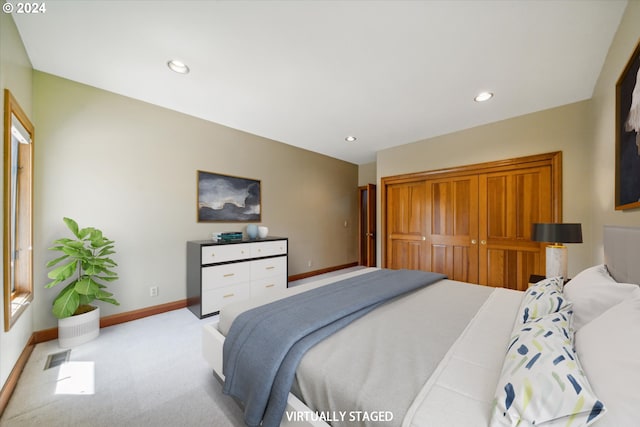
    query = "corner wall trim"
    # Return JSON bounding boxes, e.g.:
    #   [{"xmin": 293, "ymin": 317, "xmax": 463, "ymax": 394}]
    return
[{"xmin": 0, "ymin": 336, "xmax": 35, "ymax": 418}]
